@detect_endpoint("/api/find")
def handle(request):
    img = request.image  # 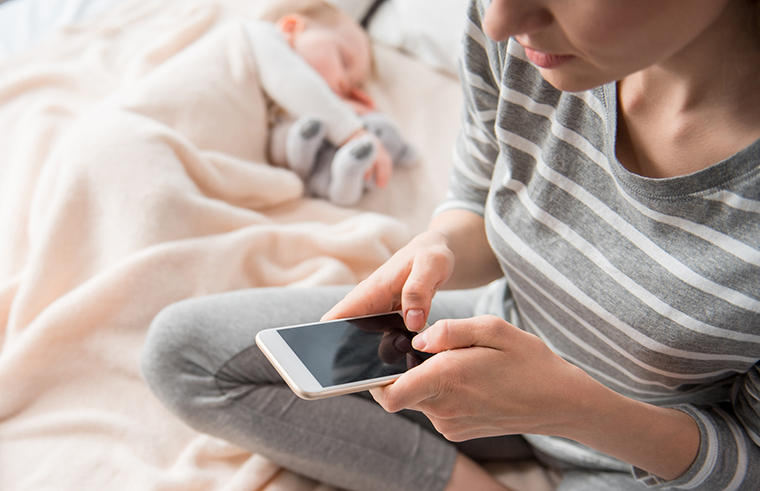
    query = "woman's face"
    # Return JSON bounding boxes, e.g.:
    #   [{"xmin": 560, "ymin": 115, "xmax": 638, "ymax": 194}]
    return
[
  {"xmin": 483, "ymin": 0, "xmax": 733, "ymax": 91},
  {"xmin": 280, "ymin": 15, "xmax": 372, "ymax": 99}
]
